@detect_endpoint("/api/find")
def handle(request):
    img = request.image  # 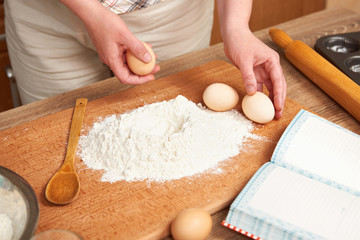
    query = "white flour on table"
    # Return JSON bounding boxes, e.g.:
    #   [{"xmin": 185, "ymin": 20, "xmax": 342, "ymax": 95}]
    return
[{"xmin": 79, "ymin": 95, "xmax": 257, "ymax": 182}]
